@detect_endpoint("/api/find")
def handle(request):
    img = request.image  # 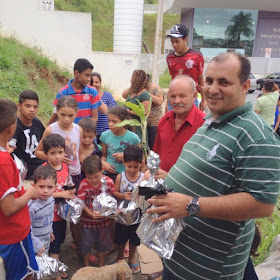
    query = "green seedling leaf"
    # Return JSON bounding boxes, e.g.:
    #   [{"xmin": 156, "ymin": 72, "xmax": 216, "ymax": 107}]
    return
[
  {"xmin": 115, "ymin": 119, "xmax": 141, "ymax": 127},
  {"xmin": 125, "ymin": 101, "xmax": 145, "ymax": 120}
]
